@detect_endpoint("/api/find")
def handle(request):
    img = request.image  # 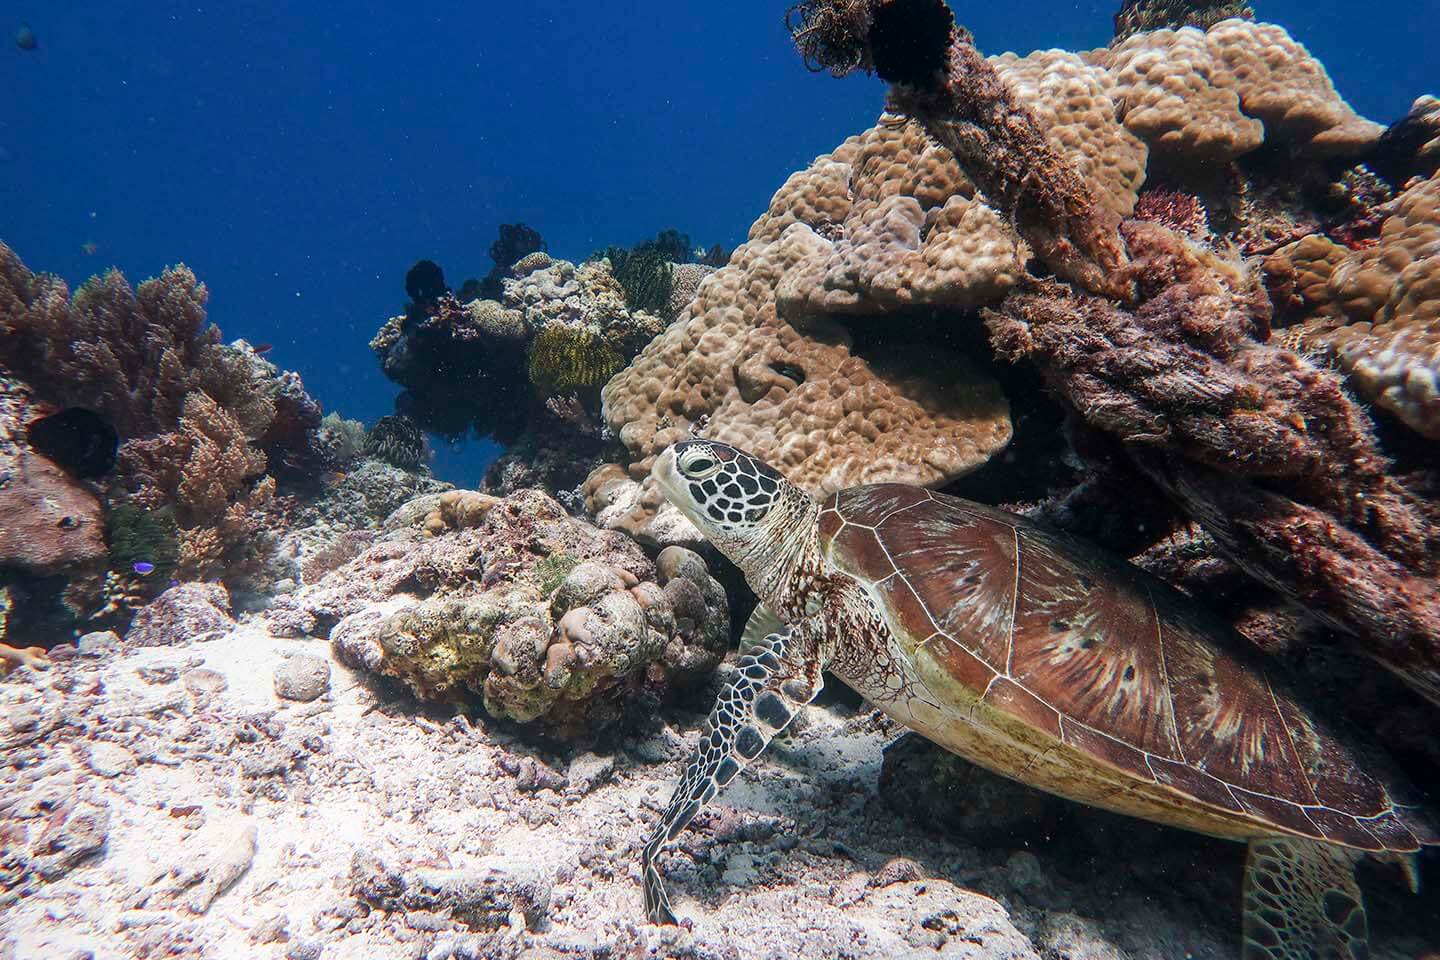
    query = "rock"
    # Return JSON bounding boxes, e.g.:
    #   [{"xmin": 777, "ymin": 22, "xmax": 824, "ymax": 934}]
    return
[
  {"xmin": 76, "ymin": 631, "xmax": 122, "ymax": 657},
  {"xmin": 125, "ymin": 583, "xmax": 235, "ymax": 647},
  {"xmin": 0, "ymin": 443, "xmax": 106, "ymax": 576},
  {"xmin": 350, "ymin": 851, "xmax": 551, "ymax": 932},
  {"xmin": 302, "ymin": 489, "xmax": 730, "ymax": 737},
  {"xmin": 285, "ymin": 939, "xmax": 323, "ymax": 960},
  {"xmin": 18, "ymin": 798, "xmax": 112, "ymax": 886},
  {"xmin": 564, "ymin": 752, "xmax": 614, "ymax": 795},
  {"xmin": 248, "ymin": 912, "xmax": 289, "ymax": 944},
  {"xmin": 180, "ymin": 822, "xmax": 258, "ymax": 914},
  {"xmin": 869, "ymin": 857, "xmax": 923, "ymax": 888},
  {"xmin": 181, "ymin": 667, "xmax": 228, "ymax": 708},
  {"xmin": 1035, "ymin": 912, "xmax": 1127, "ymax": 960},
  {"xmin": 85, "ymin": 742, "xmax": 136, "ymax": 778},
  {"xmin": 273, "ymin": 653, "xmax": 330, "ymax": 702}
]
